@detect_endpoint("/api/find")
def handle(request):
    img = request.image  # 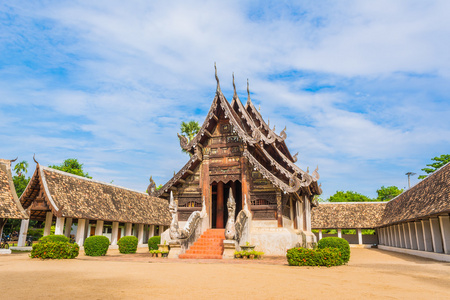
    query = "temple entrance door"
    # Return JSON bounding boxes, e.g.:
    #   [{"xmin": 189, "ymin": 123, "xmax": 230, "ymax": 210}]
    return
[{"xmin": 211, "ymin": 181, "xmax": 242, "ymax": 229}]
